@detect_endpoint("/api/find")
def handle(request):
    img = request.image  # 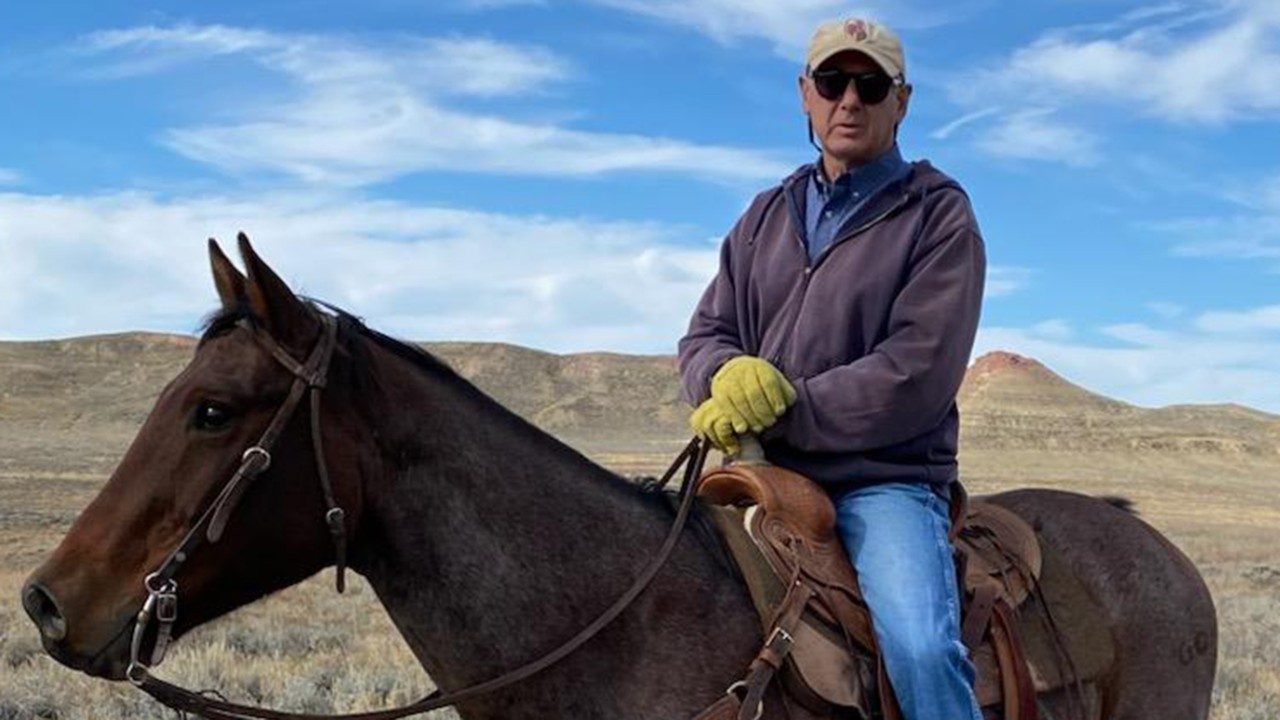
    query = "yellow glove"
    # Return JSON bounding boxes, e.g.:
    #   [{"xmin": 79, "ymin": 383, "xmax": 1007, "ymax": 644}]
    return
[
  {"xmin": 689, "ymin": 396, "xmax": 746, "ymax": 456},
  {"xmin": 710, "ymin": 356, "xmax": 797, "ymax": 433}
]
